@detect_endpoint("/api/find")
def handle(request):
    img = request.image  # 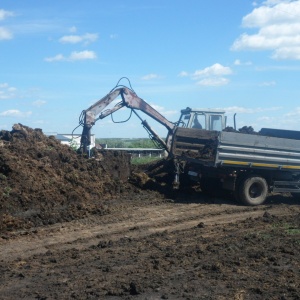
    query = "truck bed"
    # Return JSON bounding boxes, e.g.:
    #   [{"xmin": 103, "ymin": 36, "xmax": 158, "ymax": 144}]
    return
[{"xmin": 172, "ymin": 127, "xmax": 300, "ymax": 171}]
